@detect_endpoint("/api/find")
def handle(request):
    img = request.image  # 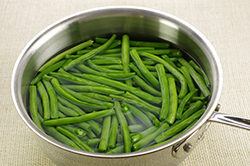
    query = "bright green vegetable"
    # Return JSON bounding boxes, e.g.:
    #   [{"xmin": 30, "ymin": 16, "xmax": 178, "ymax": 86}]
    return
[
  {"xmin": 37, "ymin": 81, "xmax": 50, "ymax": 120},
  {"xmin": 166, "ymin": 77, "xmax": 178, "ymax": 125},
  {"xmin": 98, "ymin": 115, "xmax": 111, "ymax": 152},
  {"xmin": 155, "ymin": 108, "xmax": 205, "ymax": 143},
  {"xmin": 155, "ymin": 64, "xmax": 170, "ymax": 122},
  {"xmin": 189, "ymin": 60, "xmax": 210, "ymax": 87},
  {"xmin": 80, "ymin": 74, "xmax": 161, "ymax": 105},
  {"xmin": 140, "ymin": 52, "xmax": 188, "ymax": 98},
  {"xmin": 114, "ymin": 101, "xmax": 131, "ymax": 153},
  {"xmin": 176, "ymin": 89, "xmax": 198, "ymax": 120},
  {"xmin": 43, "ymin": 80, "xmax": 59, "ymax": 119},
  {"xmin": 42, "ymin": 108, "xmax": 115, "ymax": 126},
  {"xmin": 63, "ymin": 34, "xmax": 116, "ymax": 70},
  {"xmin": 130, "ymin": 49, "xmax": 160, "ymax": 89},
  {"xmin": 131, "ymin": 126, "xmax": 158, "ymax": 143},
  {"xmin": 122, "ymin": 34, "xmax": 133, "ymax": 86},
  {"xmin": 108, "ymin": 115, "xmax": 119, "ymax": 149},
  {"xmin": 56, "ymin": 126, "xmax": 94, "ymax": 152},
  {"xmin": 178, "ymin": 58, "xmax": 210, "ymax": 98},
  {"xmin": 29, "ymin": 85, "xmax": 44, "ymax": 131},
  {"xmin": 39, "ymin": 40, "xmax": 93, "ymax": 72}
]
